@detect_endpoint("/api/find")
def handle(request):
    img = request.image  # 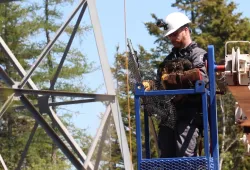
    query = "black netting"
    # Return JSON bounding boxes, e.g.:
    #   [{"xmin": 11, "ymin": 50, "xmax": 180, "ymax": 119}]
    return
[{"xmin": 127, "ymin": 40, "xmax": 176, "ymax": 129}]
